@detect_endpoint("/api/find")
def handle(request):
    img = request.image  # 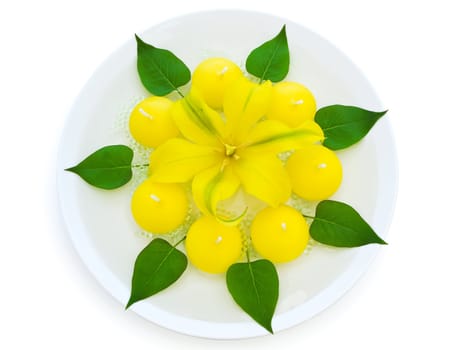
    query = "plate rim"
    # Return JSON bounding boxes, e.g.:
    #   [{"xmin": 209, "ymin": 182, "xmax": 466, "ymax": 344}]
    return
[{"xmin": 56, "ymin": 9, "xmax": 398, "ymax": 339}]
